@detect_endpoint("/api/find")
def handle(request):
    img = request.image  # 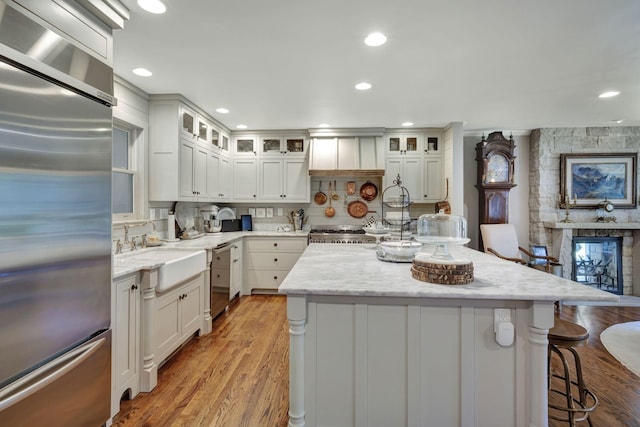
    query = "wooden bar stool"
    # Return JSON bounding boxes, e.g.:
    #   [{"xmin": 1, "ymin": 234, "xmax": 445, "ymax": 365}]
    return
[{"xmin": 548, "ymin": 316, "xmax": 598, "ymax": 426}]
